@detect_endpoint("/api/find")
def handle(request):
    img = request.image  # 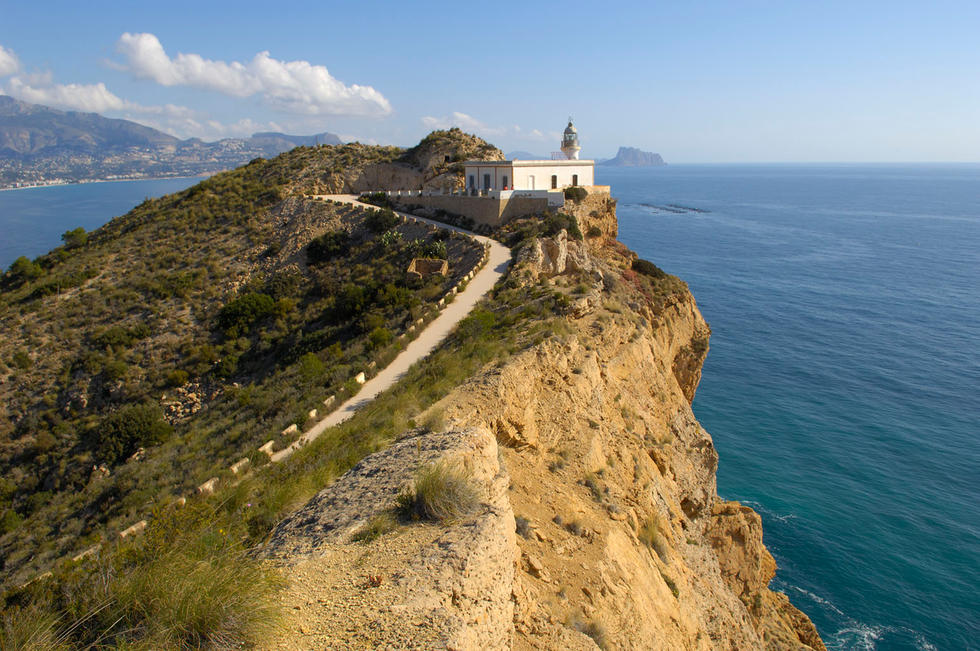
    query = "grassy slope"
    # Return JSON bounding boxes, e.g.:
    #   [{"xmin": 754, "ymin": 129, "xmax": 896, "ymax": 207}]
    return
[{"xmin": 0, "ymin": 140, "xmax": 487, "ymax": 589}]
